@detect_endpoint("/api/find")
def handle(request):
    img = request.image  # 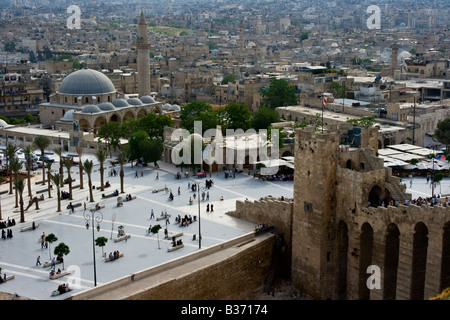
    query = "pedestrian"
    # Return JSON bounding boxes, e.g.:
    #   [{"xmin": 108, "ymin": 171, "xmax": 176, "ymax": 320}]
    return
[
  {"xmin": 41, "ymin": 236, "xmax": 45, "ymax": 249},
  {"xmin": 141, "ymin": 169, "xmax": 143, "ymax": 177},
  {"xmin": 150, "ymin": 209, "xmax": 154, "ymax": 219},
  {"xmin": 166, "ymin": 214, "xmax": 170, "ymax": 224},
  {"xmin": 206, "ymin": 191, "xmax": 209, "ymax": 201},
  {"xmin": 164, "ymin": 228, "xmax": 168, "ymax": 239},
  {"xmin": 36, "ymin": 255, "xmax": 41, "ymax": 266},
  {"xmin": 178, "ymin": 186, "xmax": 181, "ymax": 195},
  {"xmin": 84, "ymin": 202, "xmax": 86, "ymax": 211},
  {"xmin": 156, "ymin": 172, "xmax": 159, "ymax": 180},
  {"xmin": 135, "ymin": 170, "xmax": 138, "ymax": 178},
  {"xmin": 206, "ymin": 203, "xmax": 209, "ymax": 212},
  {"xmin": 51, "ymin": 257, "xmax": 55, "ymax": 267},
  {"xmin": 211, "ymin": 204, "xmax": 214, "ymax": 212}
]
